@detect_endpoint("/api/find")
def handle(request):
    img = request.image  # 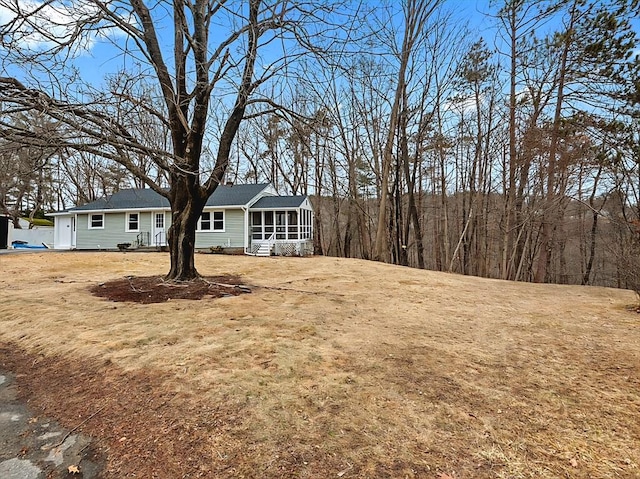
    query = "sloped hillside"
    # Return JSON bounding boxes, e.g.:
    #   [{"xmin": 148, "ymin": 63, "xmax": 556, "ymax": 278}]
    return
[{"xmin": 1, "ymin": 252, "xmax": 638, "ymax": 478}]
